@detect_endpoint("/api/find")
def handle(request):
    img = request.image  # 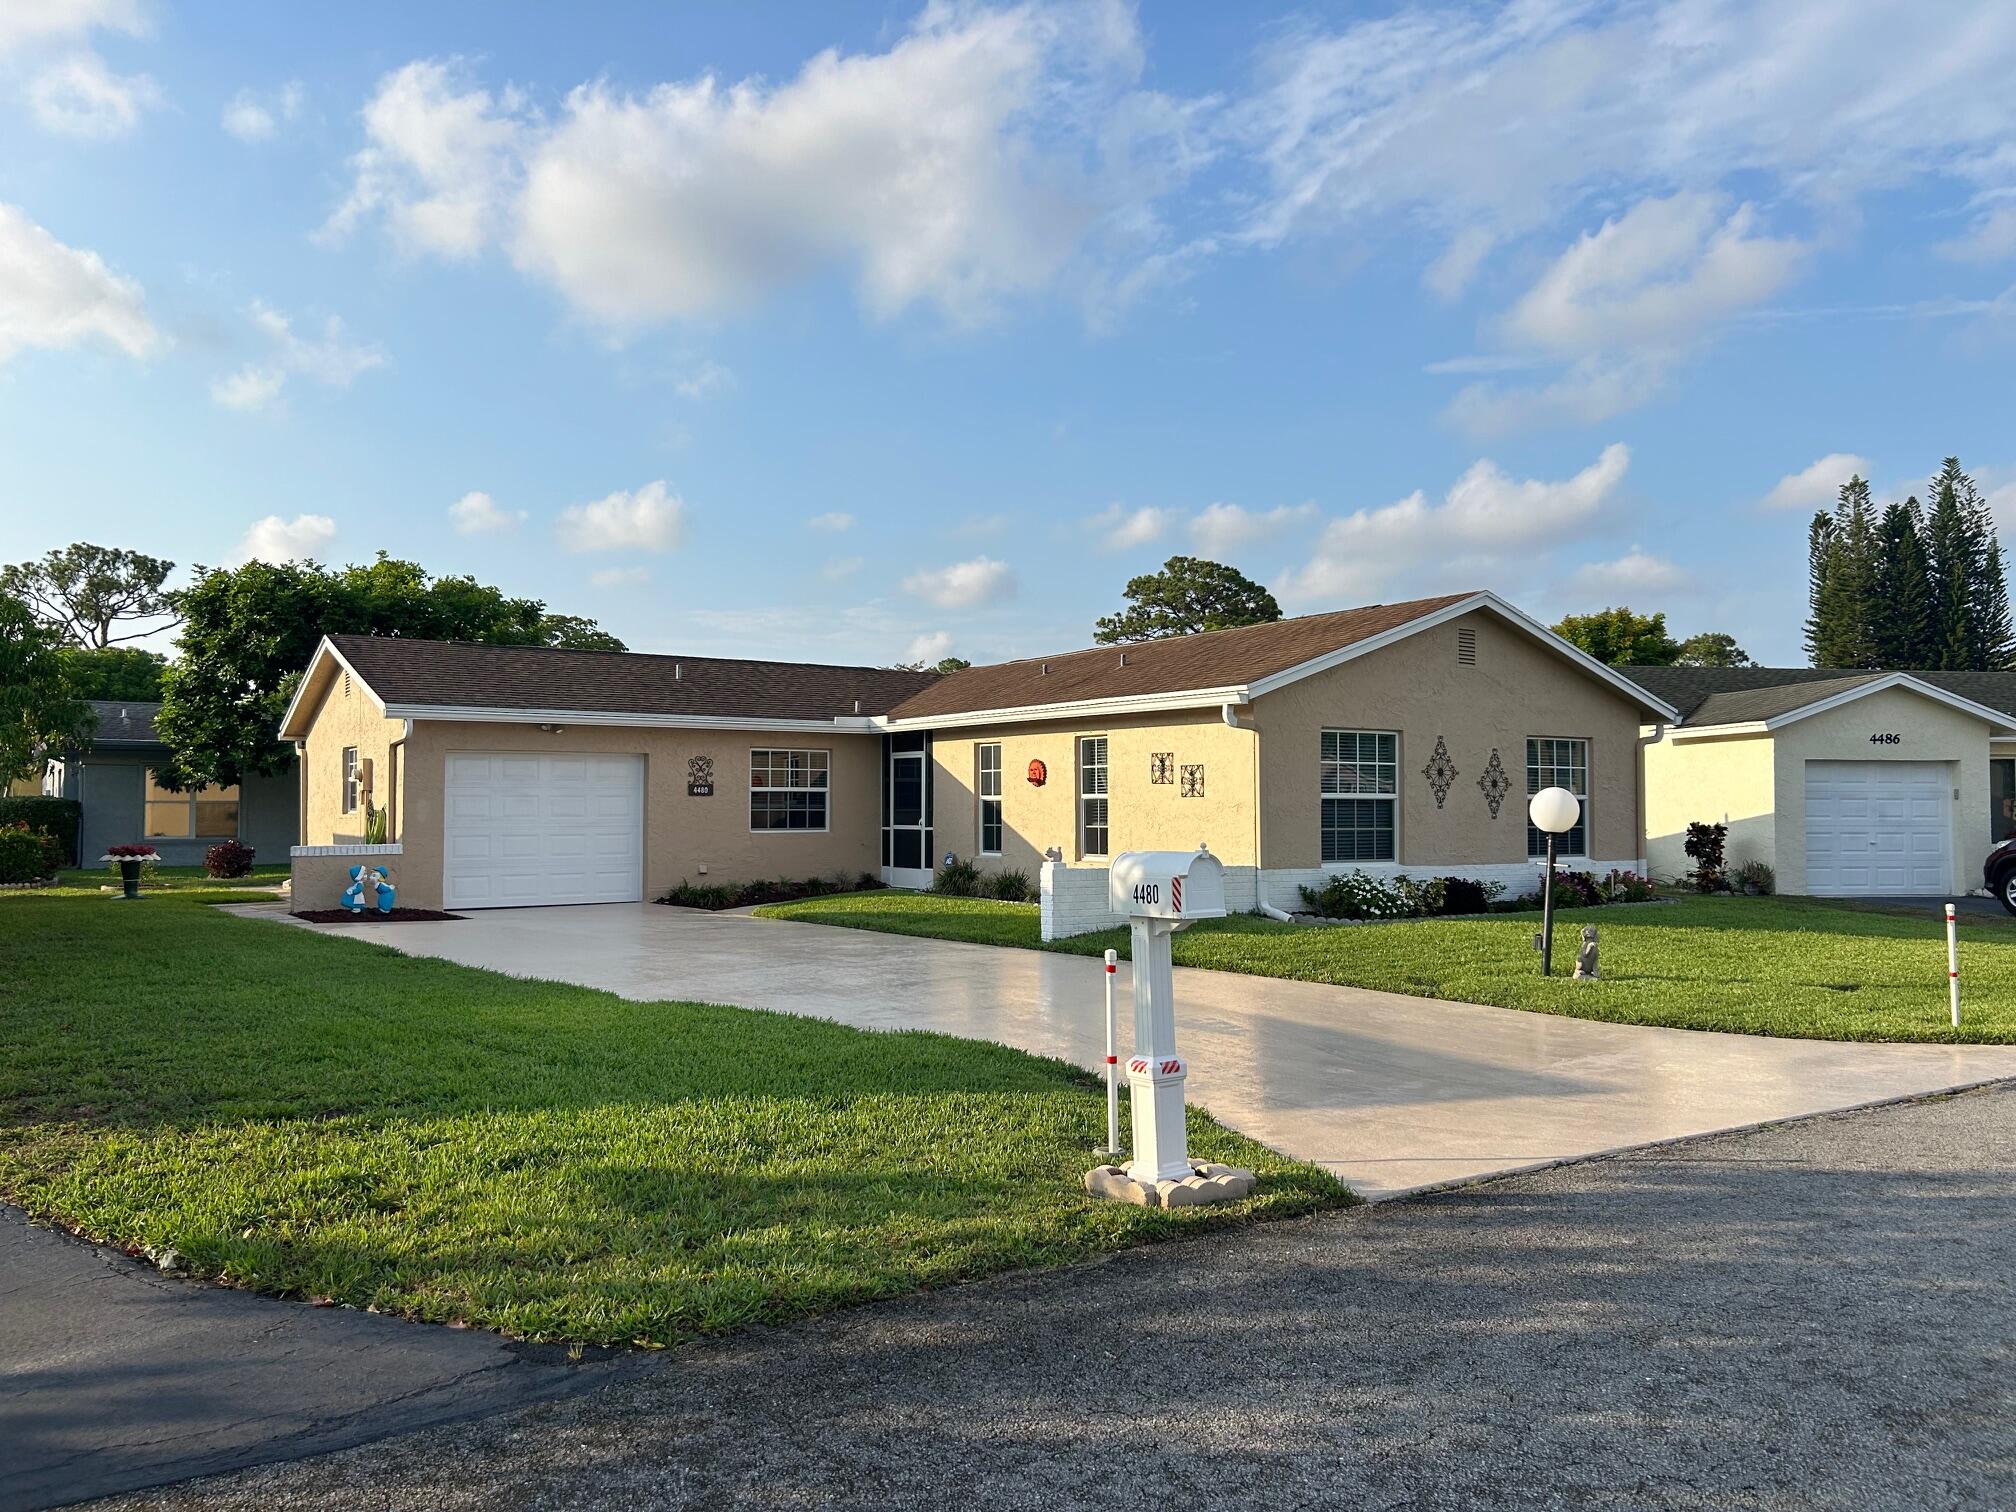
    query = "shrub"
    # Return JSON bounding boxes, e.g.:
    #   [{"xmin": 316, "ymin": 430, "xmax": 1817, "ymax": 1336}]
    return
[
  {"xmin": 1683, "ymin": 821, "xmax": 1728, "ymax": 892},
  {"xmin": 987, "ymin": 868, "xmax": 1034, "ymax": 903},
  {"xmin": 1299, "ymin": 870, "xmax": 1410, "ymax": 919},
  {"xmin": 1733, "ymin": 858, "xmax": 1775, "ymax": 895},
  {"xmin": 657, "ymin": 874, "xmax": 886, "ymax": 910},
  {"xmin": 205, "ymin": 839, "xmax": 257, "ymax": 878},
  {"xmin": 0, "ymin": 822, "xmax": 61, "ymax": 884},
  {"xmin": 1605, "ymin": 869, "xmax": 1658, "ymax": 902},
  {"xmin": 363, "ymin": 803, "xmax": 389, "ymax": 844},
  {"xmin": 934, "ymin": 858, "xmax": 983, "ymax": 897},
  {"xmin": 1439, "ymin": 876, "xmax": 1491, "ymax": 916},
  {"xmin": 1517, "ymin": 869, "xmax": 1604, "ymax": 911},
  {"xmin": 0, "ymin": 796, "xmax": 79, "ymax": 866}
]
